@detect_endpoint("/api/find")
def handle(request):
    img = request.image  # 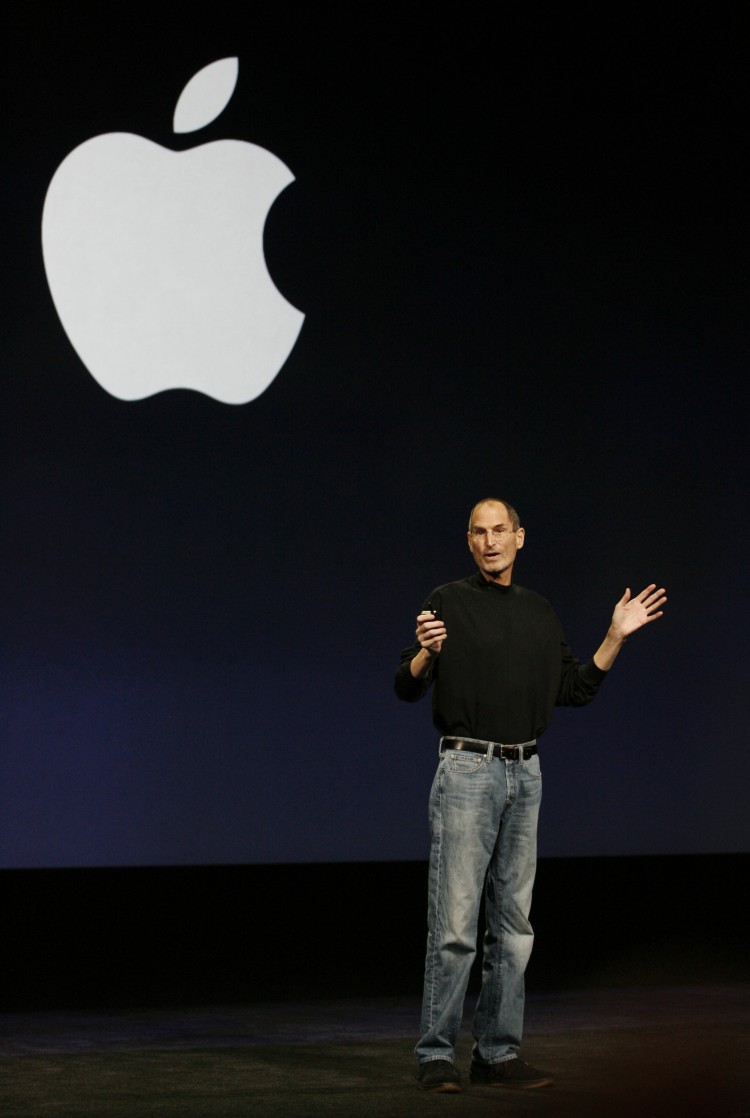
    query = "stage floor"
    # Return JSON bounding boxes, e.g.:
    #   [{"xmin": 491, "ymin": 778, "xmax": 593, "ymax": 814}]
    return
[{"xmin": 1, "ymin": 983, "xmax": 748, "ymax": 1117}]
